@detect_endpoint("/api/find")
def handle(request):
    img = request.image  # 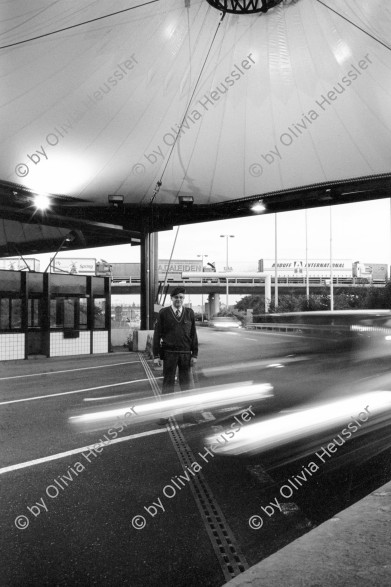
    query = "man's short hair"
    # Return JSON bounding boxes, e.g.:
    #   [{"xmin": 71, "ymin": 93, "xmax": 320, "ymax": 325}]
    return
[{"xmin": 170, "ymin": 286, "xmax": 186, "ymax": 297}]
